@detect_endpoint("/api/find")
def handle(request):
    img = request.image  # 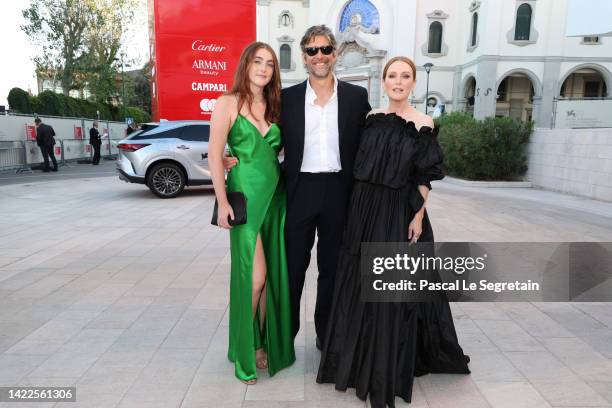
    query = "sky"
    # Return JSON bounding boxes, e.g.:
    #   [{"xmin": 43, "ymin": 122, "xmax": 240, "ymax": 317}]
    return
[{"xmin": 0, "ymin": 0, "xmax": 149, "ymax": 107}]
